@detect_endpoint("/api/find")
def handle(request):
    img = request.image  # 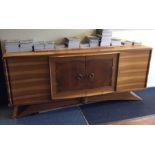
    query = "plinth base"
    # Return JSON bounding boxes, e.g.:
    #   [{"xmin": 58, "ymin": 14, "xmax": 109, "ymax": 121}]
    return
[{"xmin": 11, "ymin": 91, "xmax": 142, "ymax": 118}]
